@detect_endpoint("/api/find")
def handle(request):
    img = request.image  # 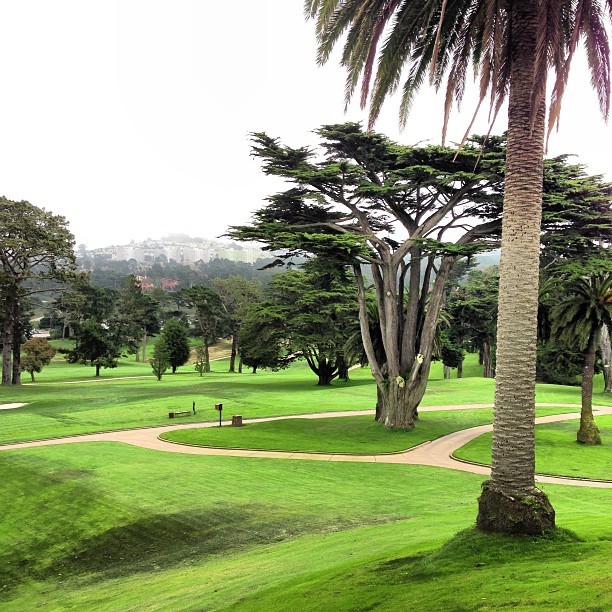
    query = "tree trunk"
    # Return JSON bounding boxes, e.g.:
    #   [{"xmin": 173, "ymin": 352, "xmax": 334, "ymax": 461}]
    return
[
  {"xmin": 95, "ymin": 363, "xmax": 101, "ymax": 377},
  {"xmin": 601, "ymin": 324, "xmax": 611, "ymax": 393},
  {"xmin": 577, "ymin": 333, "xmax": 601, "ymax": 444},
  {"xmin": 375, "ymin": 385, "xmax": 384, "ymax": 421},
  {"xmin": 252, "ymin": 365, "xmax": 257, "ymax": 374},
  {"xmin": 477, "ymin": 0, "xmax": 555, "ymax": 535},
  {"xmin": 142, "ymin": 331, "xmax": 148, "ymax": 362},
  {"xmin": 229, "ymin": 327, "xmax": 238, "ymax": 372},
  {"xmin": 457, "ymin": 357, "xmax": 463, "ymax": 378},
  {"xmin": 379, "ymin": 374, "xmax": 427, "ymax": 430},
  {"xmin": 317, "ymin": 358, "xmax": 336, "ymax": 385},
  {"xmin": 134, "ymin": 338, "xmax": 140, "ymax": 362},
  {"xmin": 11, "ymin": 299, "xmax": 21, "ymax": 385},
  {"xmin": 30, "ymin": 371, "xmax": 35, "ymax": 382},
  {"xmin": 482, "ymin": 342, "xmax": 492, "ymax": 378},
  {"xmin": 444, "ymin": 365, "xmax": 451, "ymax": 379},
  {"xmin": 336, "ymin": 355, "xmax": 349, "ymax": 382},
  {"xmin": 2, "ymin": 293, "xmax": 15, "ymax": 385},
  {"xmin": 238, "ymin": 354, "xmax": 243, "ymax": 374},
  {"xmin": 204, "ymin": 336, "xmax": 211, "ymax": 373}
]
